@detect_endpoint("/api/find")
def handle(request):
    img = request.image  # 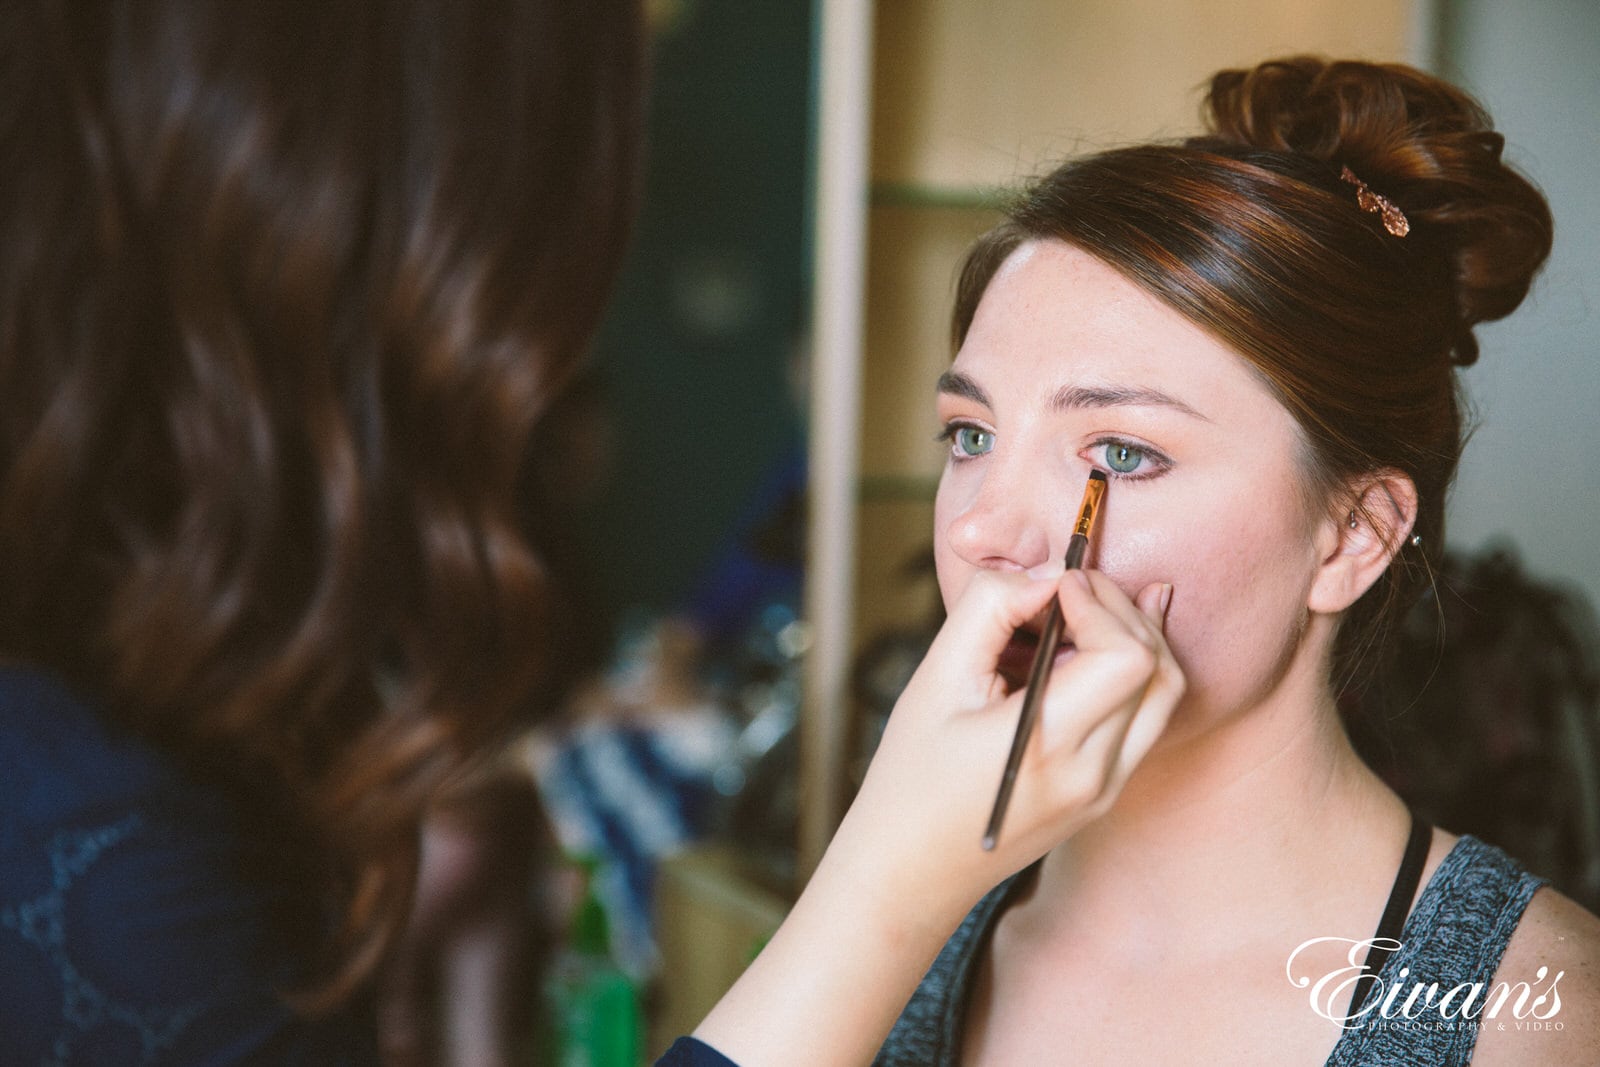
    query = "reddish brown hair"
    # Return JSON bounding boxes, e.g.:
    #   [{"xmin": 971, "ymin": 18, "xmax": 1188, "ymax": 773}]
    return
[
  {"xmin": 0, "ymin": 0, "xmax": 643, "ymax": 1007},
  {"xmin": 952, "ymin": 56, "xmax": 1553, "ymax": 690}
]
